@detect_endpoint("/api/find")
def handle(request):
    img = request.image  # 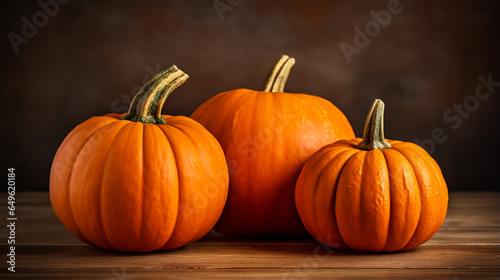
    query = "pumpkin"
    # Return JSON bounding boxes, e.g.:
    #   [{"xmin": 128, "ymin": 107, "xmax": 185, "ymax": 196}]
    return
[
  {"xmin": 50, "ymin": 66, "xmax": 229, "ymax": 252},
  {"xmin": 191, "ymin": 55, "xmax": 355, "ymax": 236},
  {"xmin": 295, "ymin": 99, "xmax": 448, "ymax": 252}
]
